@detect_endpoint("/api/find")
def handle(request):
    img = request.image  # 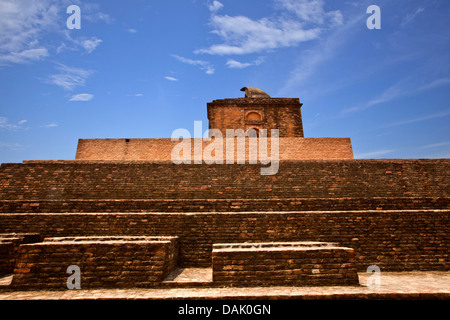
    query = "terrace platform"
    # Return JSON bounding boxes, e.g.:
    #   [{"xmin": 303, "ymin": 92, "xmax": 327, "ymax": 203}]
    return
[{"xmin": 0, "ymin": 271, "xmax": 448, "ymax": 300}]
